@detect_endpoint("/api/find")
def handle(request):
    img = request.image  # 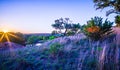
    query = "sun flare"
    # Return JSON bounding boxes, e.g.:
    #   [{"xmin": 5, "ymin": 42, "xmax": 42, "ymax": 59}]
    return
[
  {"xmin": 2, "ymin": 29, "xmax": 9, "ymax": 33},
  {"xmin": 0, "ymin": 29, "xmax": 22, "ymax": 43}
]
